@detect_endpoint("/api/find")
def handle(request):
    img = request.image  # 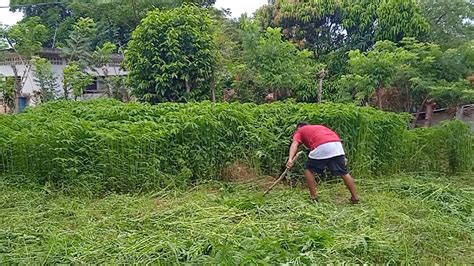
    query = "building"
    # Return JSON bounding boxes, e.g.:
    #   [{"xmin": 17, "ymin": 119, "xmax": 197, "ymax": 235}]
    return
[
  {"xmin": 0, "ymin": 48, "xmax": 127, "ymax": 113},
  {"xmin": 413, "ymin": 104, "xmax": 474, "ymax": 132}
]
